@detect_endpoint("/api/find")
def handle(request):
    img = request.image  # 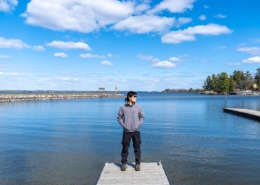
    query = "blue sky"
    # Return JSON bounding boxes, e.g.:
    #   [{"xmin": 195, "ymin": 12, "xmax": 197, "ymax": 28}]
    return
[{"xmin": 0, "ymin": 0, "xmax": 260, "ymax": 91}]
